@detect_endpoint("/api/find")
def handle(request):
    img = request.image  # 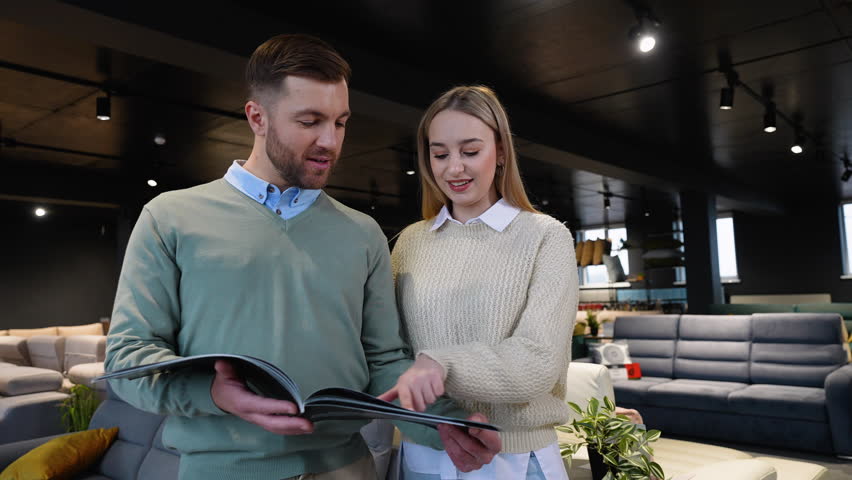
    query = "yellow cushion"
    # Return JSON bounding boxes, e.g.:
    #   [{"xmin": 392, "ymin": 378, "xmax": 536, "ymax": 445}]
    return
[
  {"xmin": 57, "ymin": 323, "xmax": 104, "ymax": 337},
  {"xmin": 580, "ymin": 240, "xmax": 594, "ymax": 267},
  {"xmin": 0, "ymin": 427, "xmax": 118, "ymax": 480},
  {"xmin": 591, "ymin": 239, "xmax": 606, "ymax": 266}
]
